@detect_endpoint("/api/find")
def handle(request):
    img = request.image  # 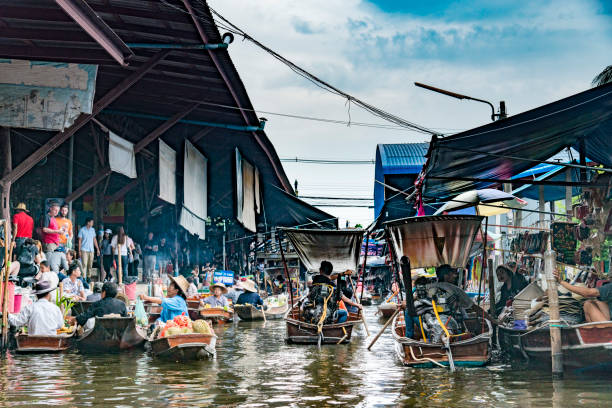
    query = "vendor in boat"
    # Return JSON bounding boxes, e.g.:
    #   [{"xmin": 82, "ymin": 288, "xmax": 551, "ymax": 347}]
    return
[
  {"xmin": 8, "ymin": 280, "xmax": 64, "ymax": 336},
  {"xmin": 226, "ymin": 279, "xmax": 245, "ymax": 304},
  {"xmin": 139, "ymin": 275, "xmax": 189, "ymax": 323},
  {"xmin": 495, "ymin": 264, "xmax": 528, "ymax": 315},
  {"xmin": 236, "ymin": 279, "xmax": 265, "ymax": 310},
  {"xmin": 200, "ymin": 283, "xmax": 230, "ymax": 308},
  {"xmin": 554, "ymin": 269, "xmax": 612, "ymax": 322},
  {"xmin": 61, "ymin": 263, "xmax": 86, "ymax": 301},
  {"xmin": 68, "ymin": 282, "xmax": 127, "ymax": 327},
  {"xmin": 383, "ymin": 282, "xmax": 401, "ymax": 304},
  {"xmin": 436, "ymin": 264, "xmax": 459, "ymax": 285},
  {"xmin": 313, "ymin": 261, "xmax": 362, "ymax": 323}
]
